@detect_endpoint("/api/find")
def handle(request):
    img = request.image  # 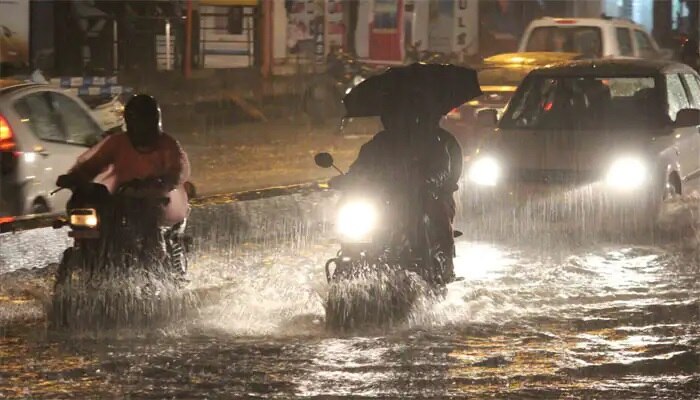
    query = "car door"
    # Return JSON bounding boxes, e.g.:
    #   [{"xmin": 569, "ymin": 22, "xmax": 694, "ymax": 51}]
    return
[
  {"xmin": 665, "ymin": 73, "xmax": 698, "ymax": 182},
  {"xmin": 13, "ymin": 90, "xmax": 102, "ymax": 212}
]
